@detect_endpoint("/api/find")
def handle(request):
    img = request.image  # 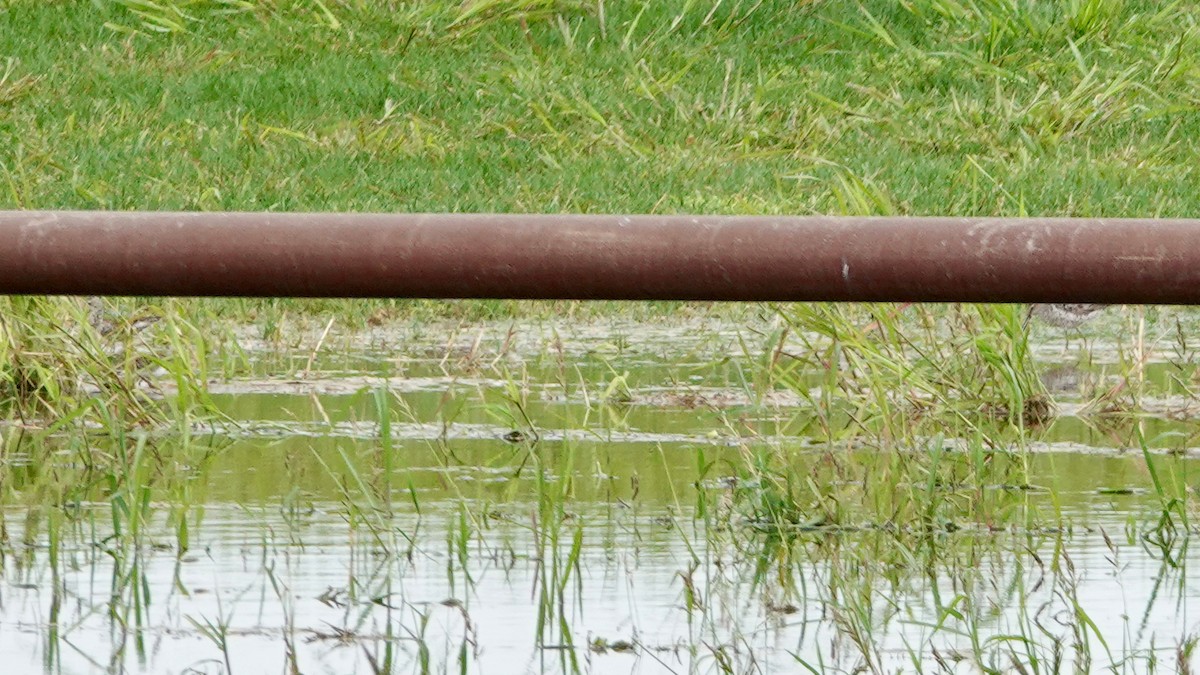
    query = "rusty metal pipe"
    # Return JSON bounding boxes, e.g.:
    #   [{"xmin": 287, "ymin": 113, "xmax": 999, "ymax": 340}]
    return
[{"xmin": 1, "ymin": 211, "xmax": 1198, "ymax": 302}]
